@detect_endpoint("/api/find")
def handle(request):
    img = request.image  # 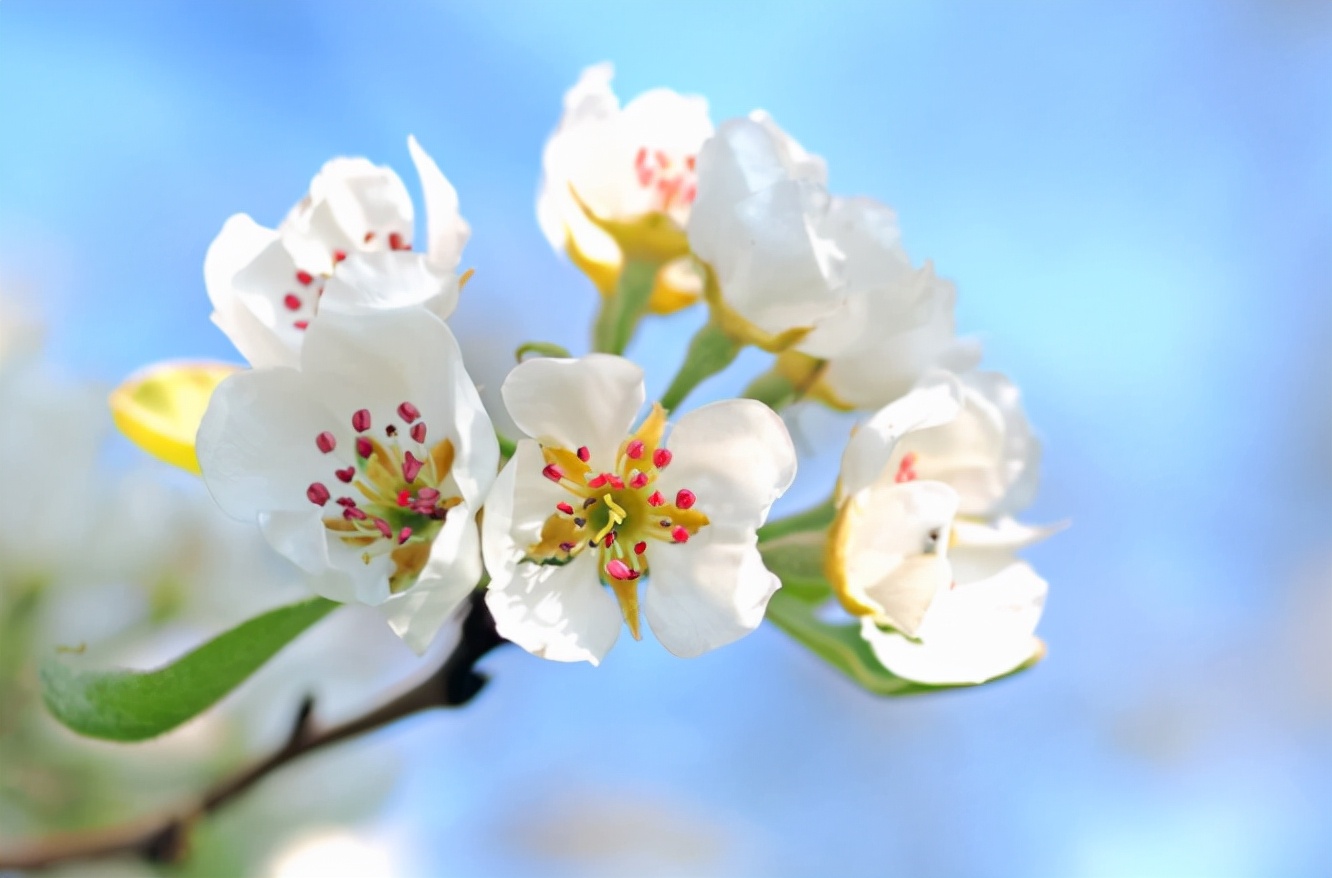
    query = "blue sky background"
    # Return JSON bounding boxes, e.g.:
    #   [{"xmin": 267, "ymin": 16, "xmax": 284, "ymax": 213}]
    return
[{"xmin": 3, "ymin": 2, "xmax": 1332, "ymax": 876}]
